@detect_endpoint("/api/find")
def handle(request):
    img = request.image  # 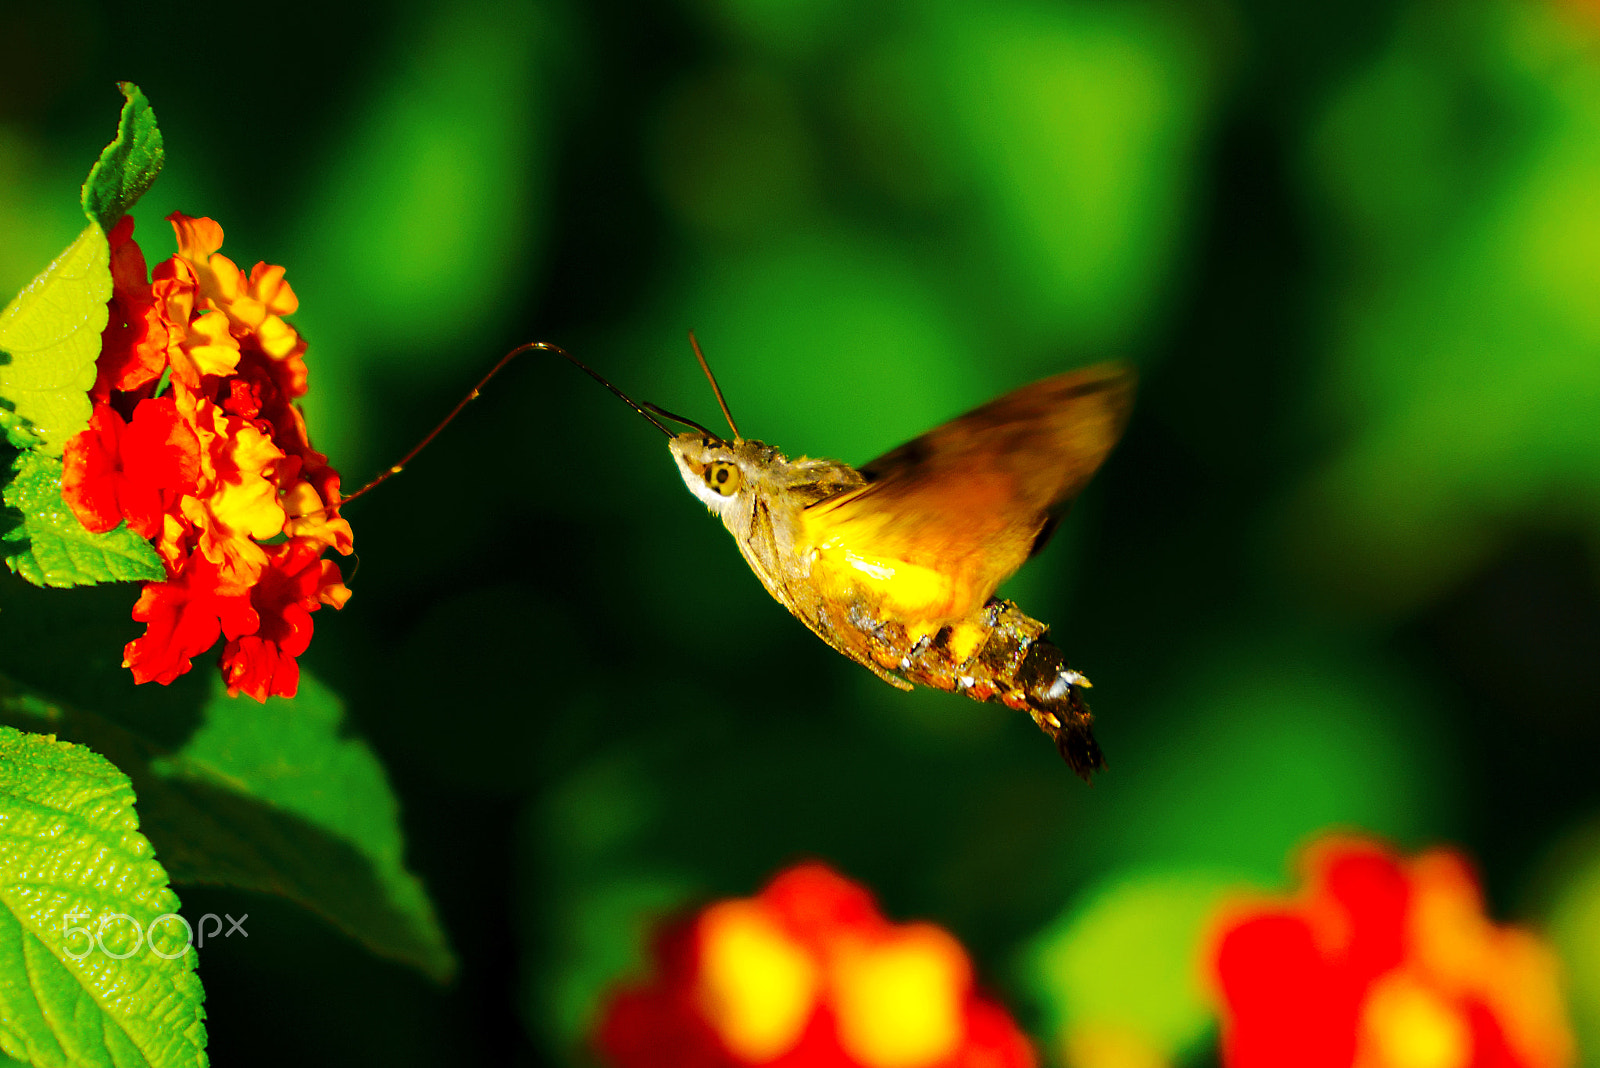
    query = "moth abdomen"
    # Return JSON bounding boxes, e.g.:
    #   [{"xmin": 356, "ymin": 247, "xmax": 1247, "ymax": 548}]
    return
[
  {"xmin": 1012, "ymin": 636, "xmax": 1103, "ymax": 781},
  {"xmin": 886, "ymin": 599, "xmax": 1104, "ymax": 780}
]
